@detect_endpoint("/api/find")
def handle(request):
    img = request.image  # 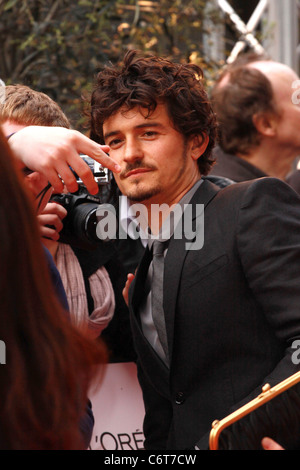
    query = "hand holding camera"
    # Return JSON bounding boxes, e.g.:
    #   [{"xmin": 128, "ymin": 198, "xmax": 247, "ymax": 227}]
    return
[
  {"xmin": 38, "ymin": 202, "xmax": 68, "ymax": 242},
  {"xmin": 47, "ymin": 155, "xmax": 113, "ymax": 250}
]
